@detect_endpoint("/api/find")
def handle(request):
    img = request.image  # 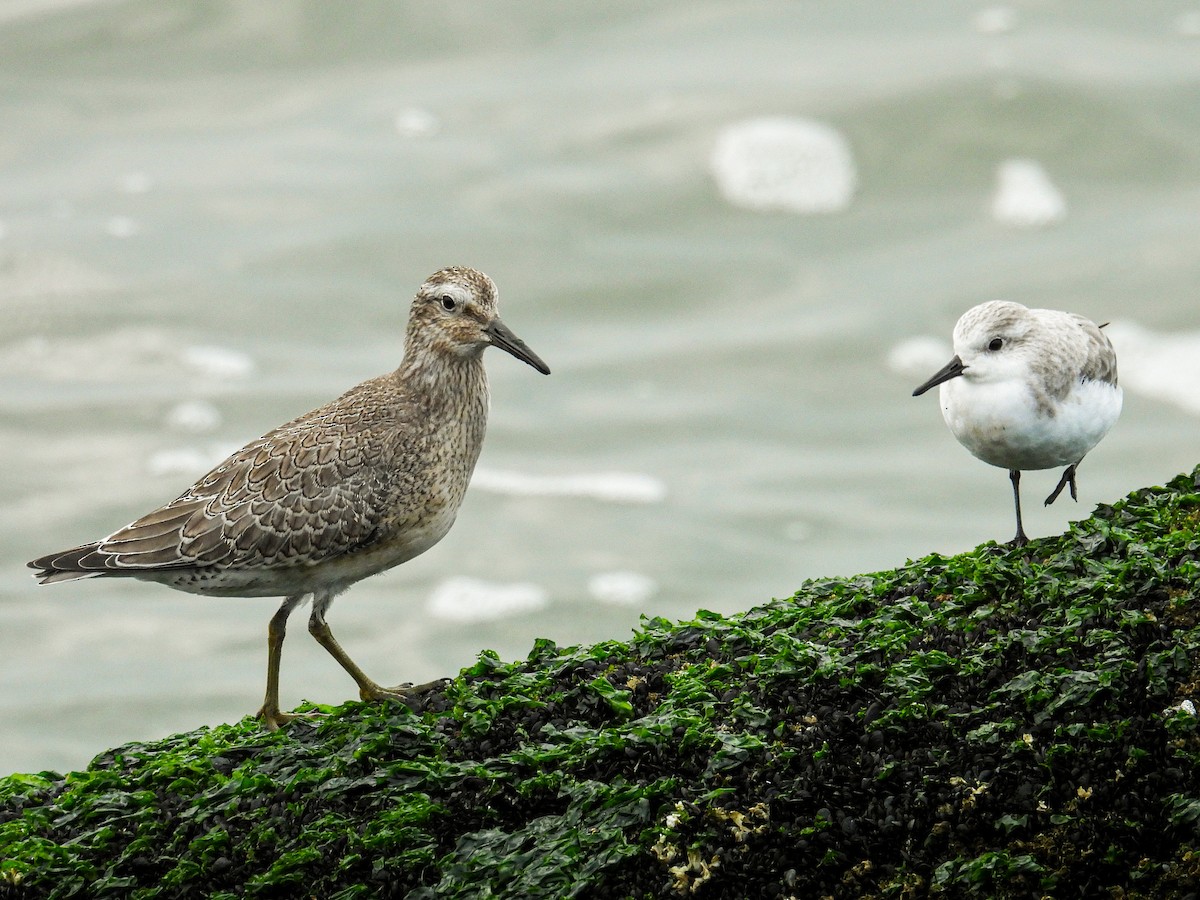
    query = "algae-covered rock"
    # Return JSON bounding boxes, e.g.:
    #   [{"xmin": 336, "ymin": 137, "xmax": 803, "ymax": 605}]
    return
[{"xmin": 3, "ymin": 470, "xmax": 1200, "ymax": 899}]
